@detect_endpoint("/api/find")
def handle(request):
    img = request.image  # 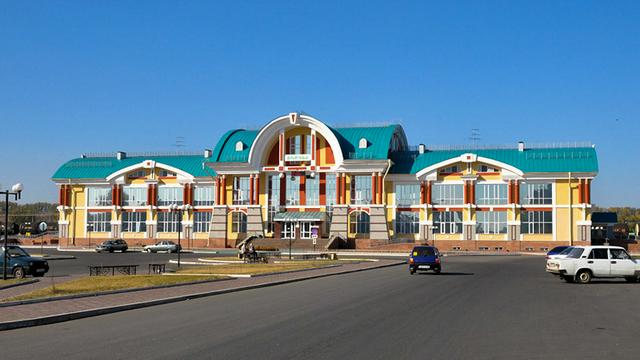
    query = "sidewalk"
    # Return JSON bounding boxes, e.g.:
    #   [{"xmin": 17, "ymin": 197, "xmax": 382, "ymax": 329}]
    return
[{"xmin": 0, "ymin": 259, "xmax": 402, "ymax": 330}]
